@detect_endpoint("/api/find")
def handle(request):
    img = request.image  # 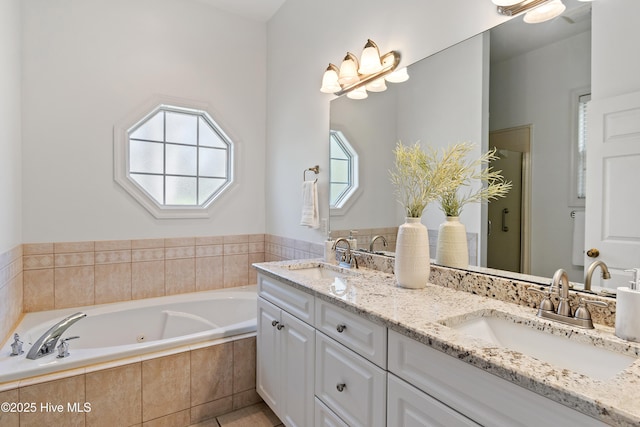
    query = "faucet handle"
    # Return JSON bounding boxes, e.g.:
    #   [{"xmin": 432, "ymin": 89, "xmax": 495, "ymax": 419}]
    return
[
  {"xmin": 527, "ymin": 287, "xmax": 554, "ymax": 312},
  {"xmin": 574, "ymin": 298, "xmax": 608, "ymax": 321},
  {"xmin": 56, "ymin": 336, "xmax": 80, "ymax": 359}
]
